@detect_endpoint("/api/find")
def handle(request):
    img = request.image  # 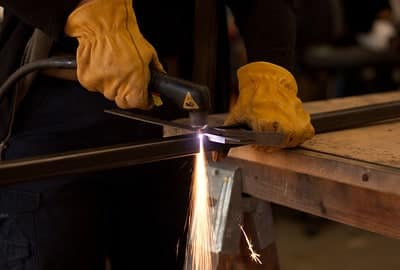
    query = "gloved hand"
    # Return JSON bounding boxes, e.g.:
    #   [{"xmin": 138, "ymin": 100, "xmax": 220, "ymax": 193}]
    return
[
  {"xmin": 65, "ymin": 0, "xmax": 164, "ymax": 109},
  {"xmin": 224, "ymin": 62, "xmax": 314, "ymax": 150}
]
